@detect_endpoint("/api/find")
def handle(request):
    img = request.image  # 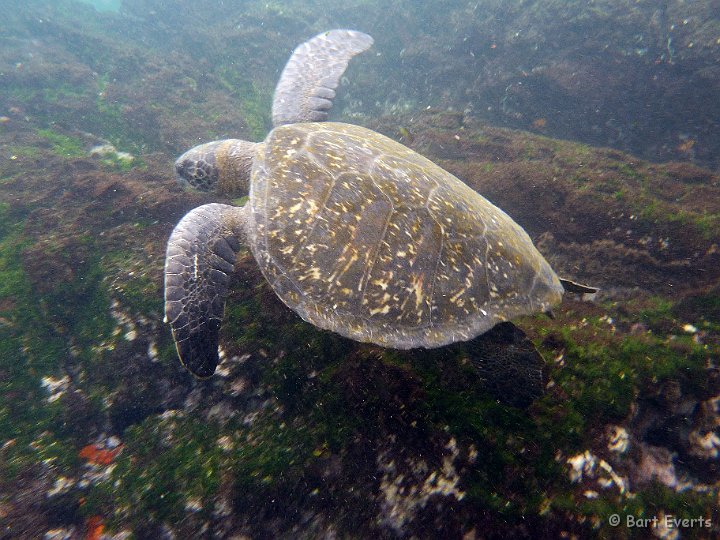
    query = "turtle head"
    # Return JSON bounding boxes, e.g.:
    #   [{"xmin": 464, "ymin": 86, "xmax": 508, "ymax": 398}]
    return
[
  {"xmin": 175, "ymin": 139, "xmax": 257, "ymax": 197},
  {"xmin": 175, "ymin": 140, "xmax": 224, "ymax": 192}
]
